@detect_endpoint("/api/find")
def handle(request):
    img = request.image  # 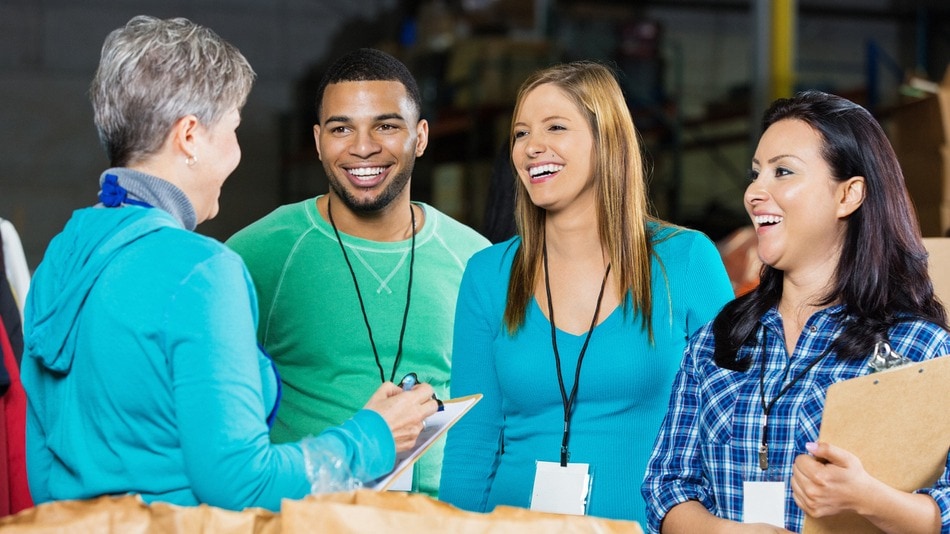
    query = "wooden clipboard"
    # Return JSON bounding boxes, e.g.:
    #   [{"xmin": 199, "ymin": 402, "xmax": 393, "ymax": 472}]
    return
[
  {"xmin": 802, "ymin": 355, "xmax": 950, "ymax": 534},
  {"xmin": 366, "ymin": 393, "xmax": 482, "ymax": 491}
]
